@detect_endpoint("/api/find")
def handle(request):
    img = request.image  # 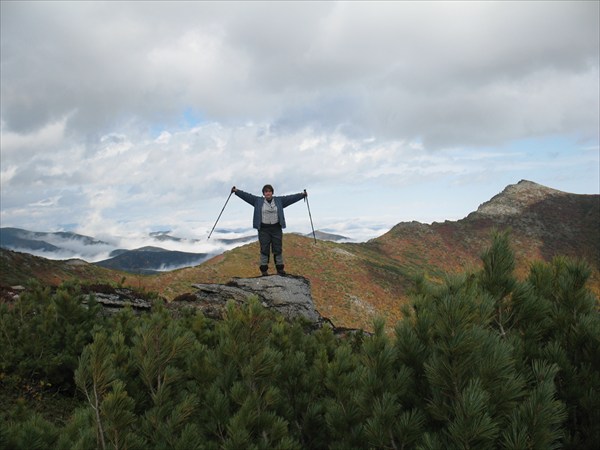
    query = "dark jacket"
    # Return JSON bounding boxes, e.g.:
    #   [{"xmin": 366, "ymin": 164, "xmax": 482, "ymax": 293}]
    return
[{"xmin": 235, "ymin": 190, "xmax": 305, "ymax": 230}]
